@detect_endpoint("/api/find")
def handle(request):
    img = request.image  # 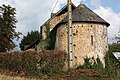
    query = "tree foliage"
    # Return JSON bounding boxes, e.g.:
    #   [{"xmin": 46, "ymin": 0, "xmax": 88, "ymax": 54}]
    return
[
  {"xmin": 115, "ymin": 28, "xmax": 120, "ymax": 42},
  {"xmin": 0, "ymin": 4, "xmax": 20, "ymax": 52},
  {"xmin": 20, "ymin": 31, "xmax": 41, "ymax": 50},
  {"xmin": 104, "ymin": 43, "xmax": 120, "ymax": 78}
]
